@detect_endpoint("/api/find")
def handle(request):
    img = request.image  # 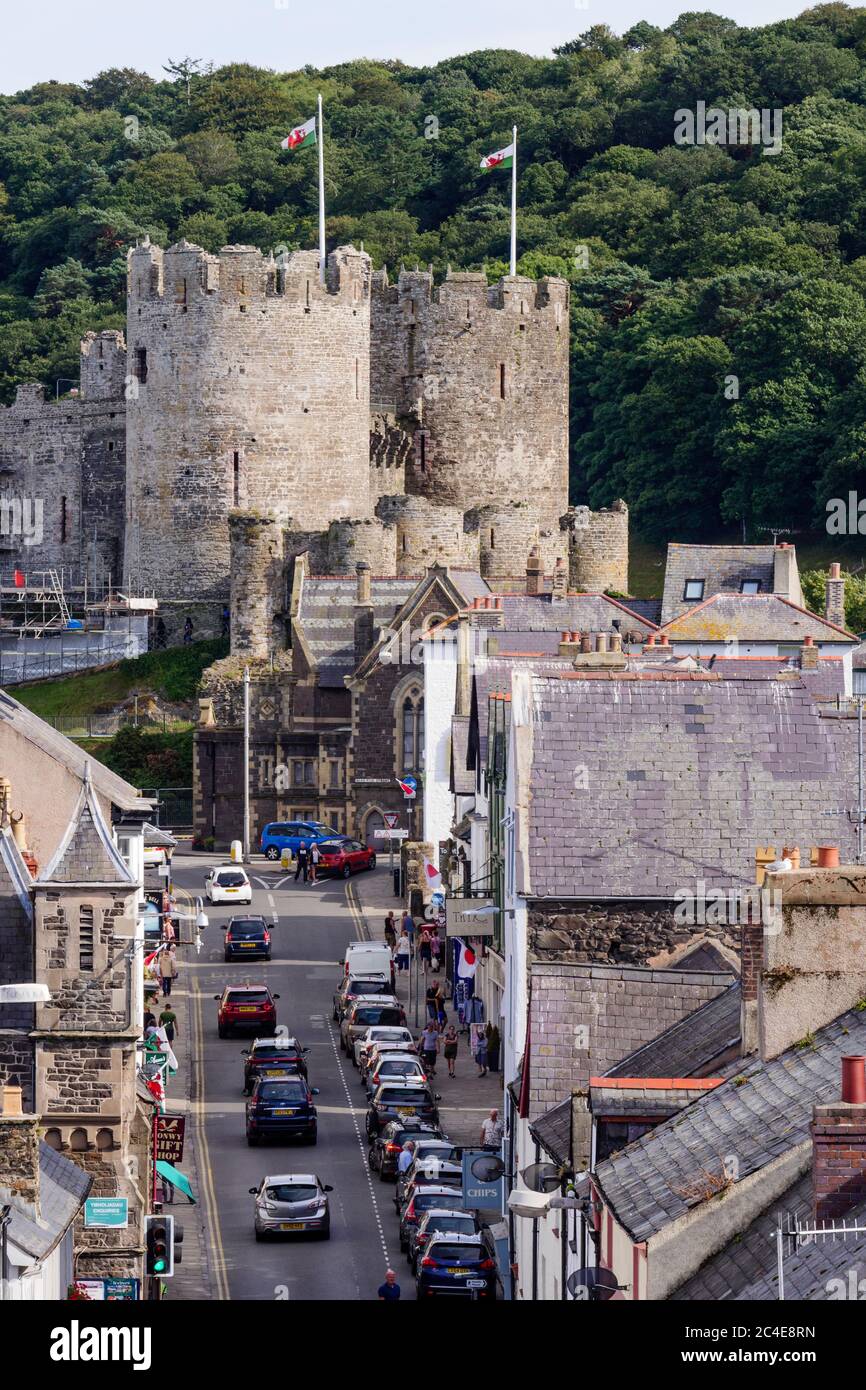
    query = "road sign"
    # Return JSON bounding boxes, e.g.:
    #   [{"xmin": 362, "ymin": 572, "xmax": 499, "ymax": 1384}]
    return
[
  {"xmin": 397, "ymin": 775, "xmax": 417, "ymax": 798},
  {"xmin": 374, "ymin": 827, "xmax": 408, "ymax": 839},
  {"xmin": 155, "ymin": 1115, "xmax": 186, "ymax": 1164},
  {"xmin": 85, "ymin": 1197, "xmax": 129, "ymax": 1229},
  {"xmin": 445, "ymin": 897, "xmax": 495, "ymax": 937},
  {"xmin": 384, "ymin": 812, "xmax": 399, "ymax": 829}
]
